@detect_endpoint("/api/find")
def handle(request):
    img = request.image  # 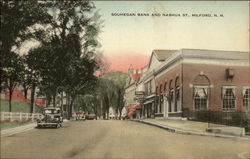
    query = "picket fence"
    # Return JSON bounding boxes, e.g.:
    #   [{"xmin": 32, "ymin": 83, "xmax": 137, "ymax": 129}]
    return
[{"xmin": 0, "ymin": 112, "xmax": 43, "ymax": 122}]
